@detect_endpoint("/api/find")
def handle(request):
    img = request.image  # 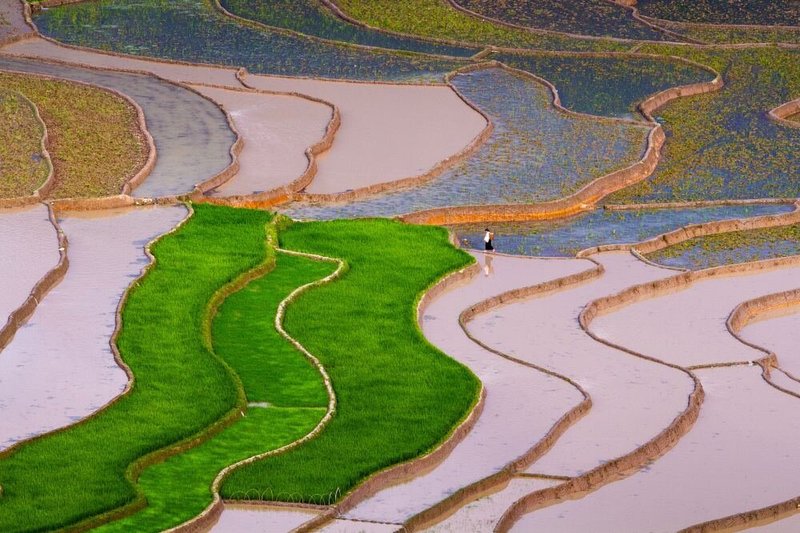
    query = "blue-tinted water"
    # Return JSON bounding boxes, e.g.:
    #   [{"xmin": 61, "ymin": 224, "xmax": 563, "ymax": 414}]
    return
[
  {"xmin": 495, "ymin": 52, "xmax": 715, "ymax": 118},
  {"xmin": 451, "ymin": 204, "xmax": 793, "ymax": 257},
  {"xmin": 219, "ymin": 0, "xmax": 479, "ymax": 57},
  {"xmin": 455, "ymin": 0, "xmax": 670, "ymax": 41},
  {"xmin": 33, "ymin": 0, "xmax": 465, "ymax": 82},
  {"xmin": 283, "ymin": 68, "xmax": 648, "ymax": 220}
]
